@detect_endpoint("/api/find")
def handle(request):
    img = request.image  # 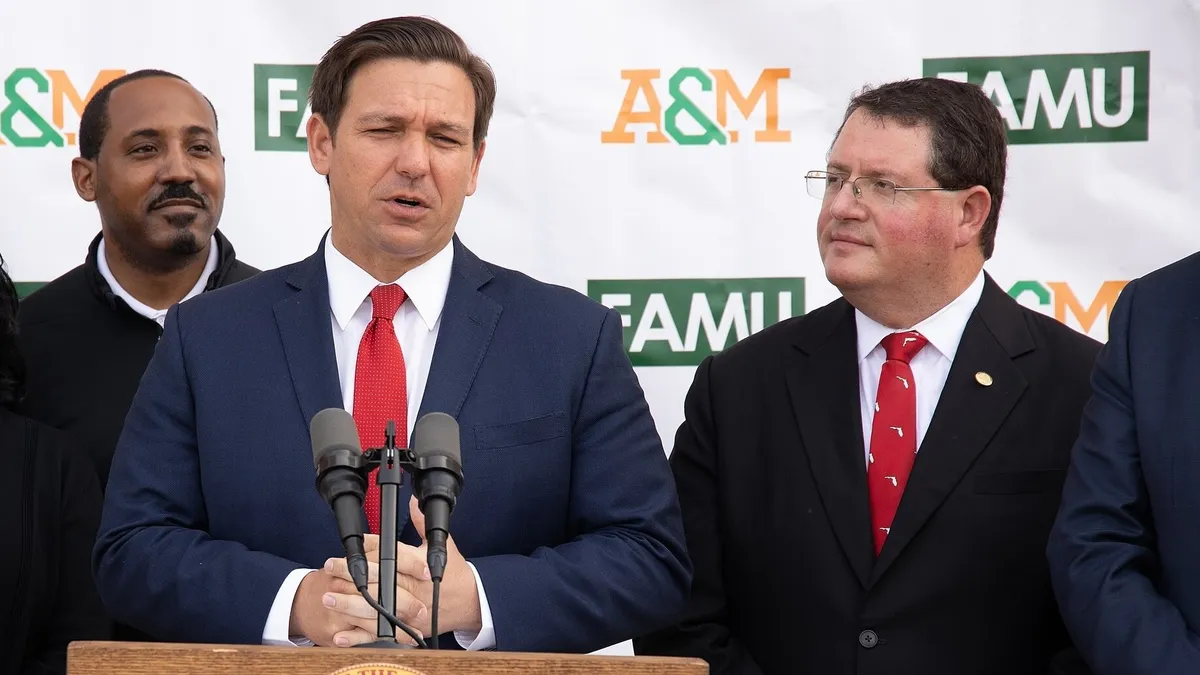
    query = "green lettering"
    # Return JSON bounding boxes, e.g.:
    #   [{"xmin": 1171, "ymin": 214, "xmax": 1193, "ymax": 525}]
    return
[
  {"xmin": 664, "ymin": 68, "xmax": 726, "ymax": 145},
  {"xmin": 2, "ymin": 69, "xmax": 63, "ymax": 147}
]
